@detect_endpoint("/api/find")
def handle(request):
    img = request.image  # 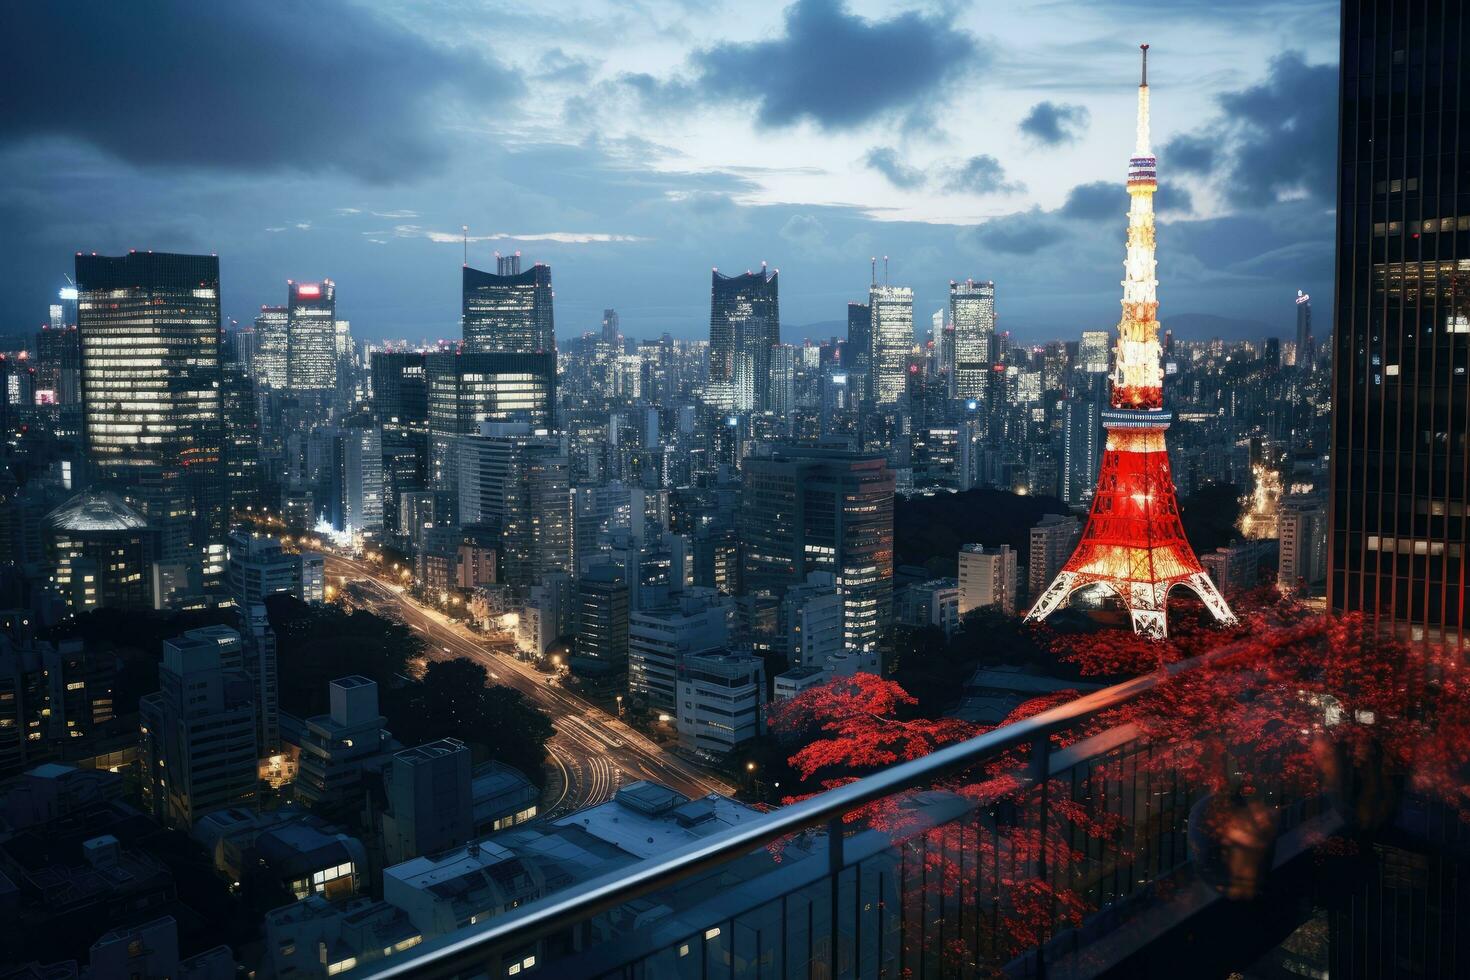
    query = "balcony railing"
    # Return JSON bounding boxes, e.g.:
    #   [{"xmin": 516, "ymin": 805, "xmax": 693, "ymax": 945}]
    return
[{"xmin": 356, "ymin": 646, "xmax": 1328, "ymax": 979}]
